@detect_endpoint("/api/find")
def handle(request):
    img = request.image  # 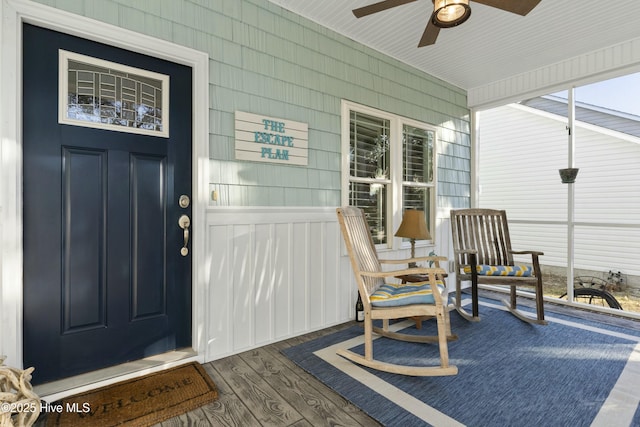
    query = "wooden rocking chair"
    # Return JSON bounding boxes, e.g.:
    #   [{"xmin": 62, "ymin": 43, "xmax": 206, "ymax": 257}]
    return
[
  {"xmin": 450, "ymin": 208, "xmax": 547, "ymax": 325},
  {"xmin": 336, "ymin": 207, "xmax": 458, "ymax": 376}
]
